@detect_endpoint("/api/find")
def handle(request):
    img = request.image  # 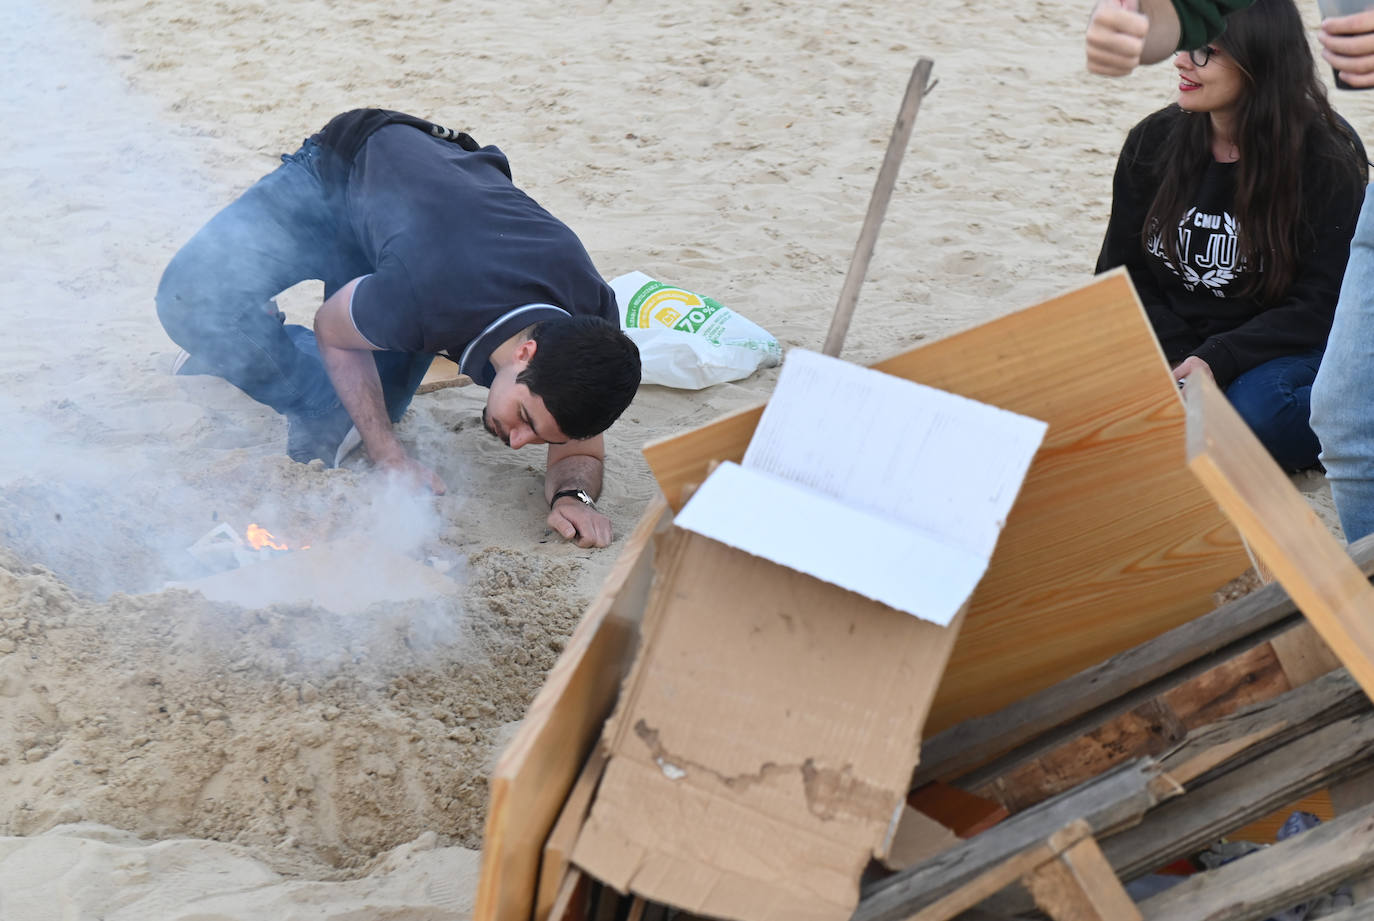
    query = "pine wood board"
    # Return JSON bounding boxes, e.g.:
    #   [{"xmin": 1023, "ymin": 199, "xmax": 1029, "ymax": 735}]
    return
[
  {"xmin": 417, "ymin": 355, "xmax": 470, "ymax": 393},
  {"xmin": 535, "ymin": 748, "xmax": 608, "ymax": 921},
  {"xmin": 643, "ymin": 270, "xmax": 1249, "ymax": 732},
  {"xmin": 1183, "ymin": 371, "xmax": 1374, "ymax": 704},
  {"xmin": 473, "ymin": 497, "xmax": 671, "ymax": 921}
]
